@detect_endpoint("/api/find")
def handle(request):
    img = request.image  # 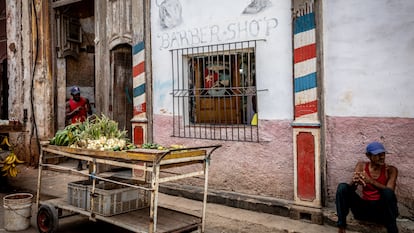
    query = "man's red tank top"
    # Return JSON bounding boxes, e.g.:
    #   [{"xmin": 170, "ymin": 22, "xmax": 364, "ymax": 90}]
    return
[
  {"xmin": 69, "ymin": 97, "xmax": 87, "ymax": 124},
  {"xmin": 362, "ymin": 162, "xmax": 387, "ymax": 200}
]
